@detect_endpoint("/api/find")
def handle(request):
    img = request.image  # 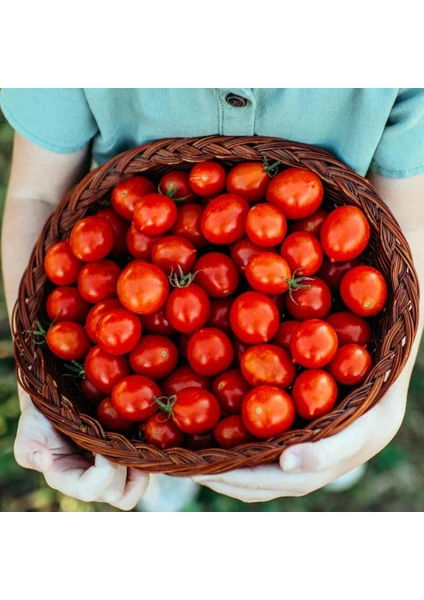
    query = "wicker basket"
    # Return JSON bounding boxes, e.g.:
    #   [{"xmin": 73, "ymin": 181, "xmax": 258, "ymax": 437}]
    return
[{"xmin": 12, "ymin": 136, "xmax": 420, "ymax": 476}]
